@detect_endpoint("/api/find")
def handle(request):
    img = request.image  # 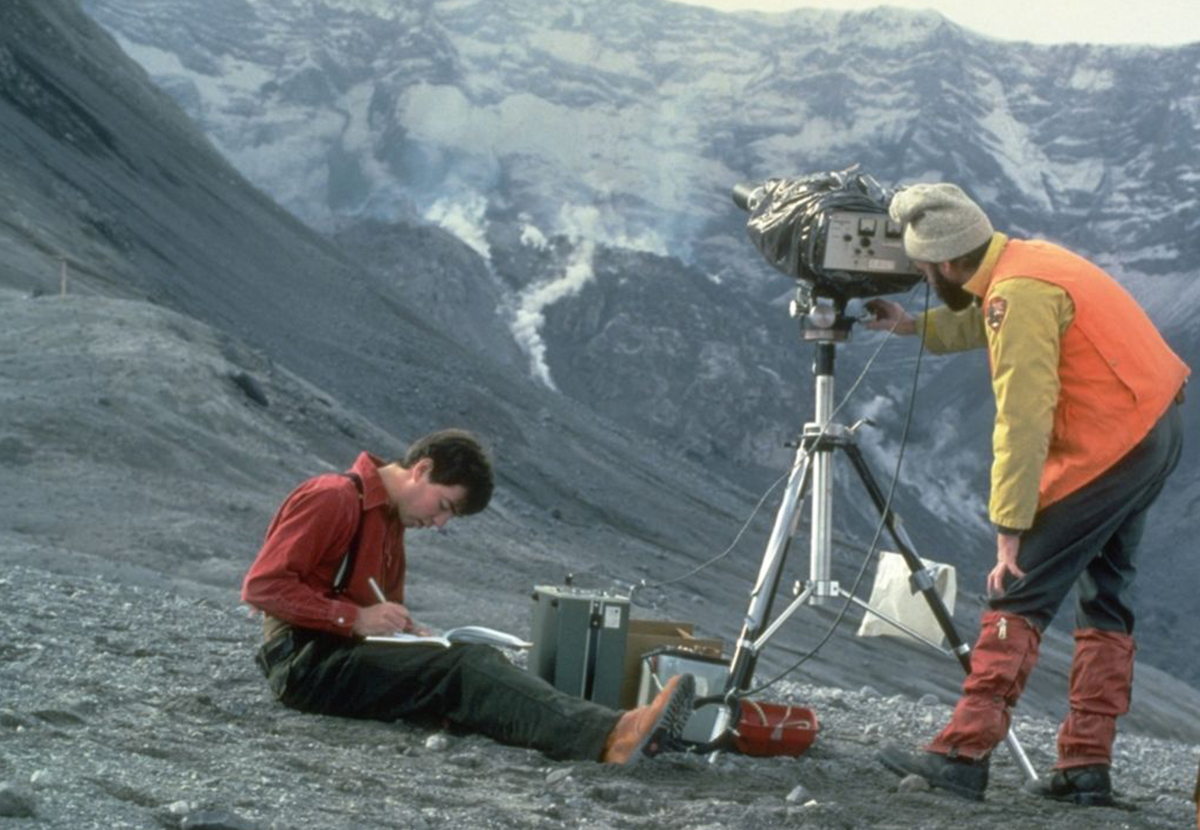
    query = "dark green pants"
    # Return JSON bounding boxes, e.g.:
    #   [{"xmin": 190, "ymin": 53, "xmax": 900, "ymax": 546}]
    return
[
  {"xmin": 990, "ymin": 402, "xmax": 1183, "ymax": 633},
  {"xmin": 256, "ymin": 628, "xmax": 620, "ymax": 761}
]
